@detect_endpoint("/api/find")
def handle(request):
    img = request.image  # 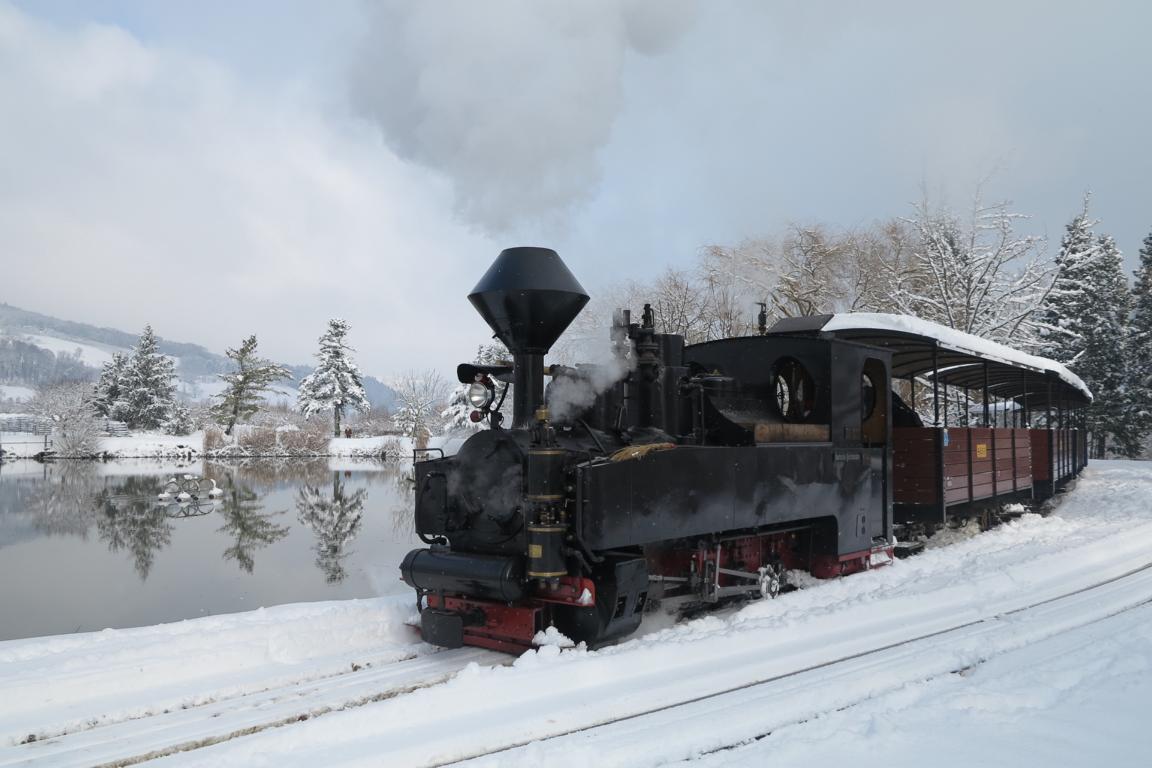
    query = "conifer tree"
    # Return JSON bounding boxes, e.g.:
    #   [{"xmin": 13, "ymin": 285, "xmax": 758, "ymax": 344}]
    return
[
  {"xmin": 92, "ymin": 352, "xmax": 129, "ymax": 420},
  {"xmin": 297, "ymin": 319, "xmax": 370, "ymax": 437},
  {"xmin": 119, "ymin": 326, "xmax": 177, "ymax": 431},
  {"xmin": 1131, "ymin": 230, "xmax": 1152, "ymax": 449},
  {"xmin": 210, "ymin": 335, "xmax": 292, "ymax": 435},
  {"xmin": 1037, "ymin": 200, "xmax": 1134, "ymax": 456}
]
